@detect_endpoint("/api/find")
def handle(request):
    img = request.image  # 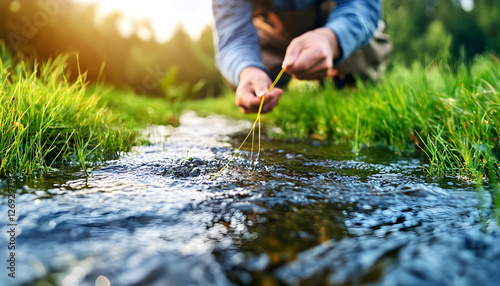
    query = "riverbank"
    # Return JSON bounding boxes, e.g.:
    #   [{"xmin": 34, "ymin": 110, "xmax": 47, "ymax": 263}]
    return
[
  {"xmin": 1, "ymin": 52, "xmax": 499, "ymax": 284},
  {"xmin": 2, "ymin": 45, "xmax": 499, "ymax": 185},
  {"xmin": 189, "ymin": 55, "xmax": 500, "ymax": 184}
]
